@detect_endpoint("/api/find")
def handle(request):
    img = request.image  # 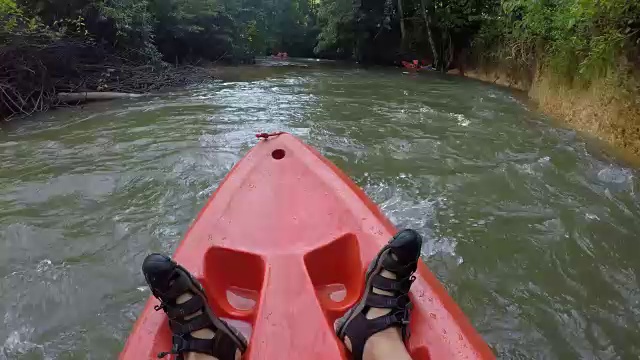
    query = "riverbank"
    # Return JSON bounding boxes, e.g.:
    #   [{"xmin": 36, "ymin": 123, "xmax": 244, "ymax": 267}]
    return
[
  {"xmin": 452, "ymin": 67, "xmax": 640, "ymax": 164},
  {"xmin": 0, "ymin": 37, "xmax": 218, "ymax": 121}
]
